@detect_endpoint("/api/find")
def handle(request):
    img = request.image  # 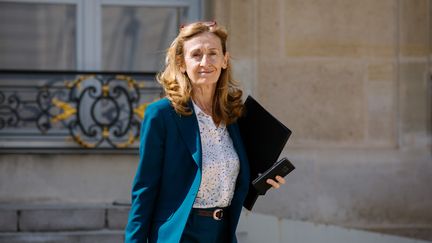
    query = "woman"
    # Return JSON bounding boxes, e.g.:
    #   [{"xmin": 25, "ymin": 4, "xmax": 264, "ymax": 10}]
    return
[{"xmin": 125, "ymin": 21, "xmax": 285, "ymax": 243}]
